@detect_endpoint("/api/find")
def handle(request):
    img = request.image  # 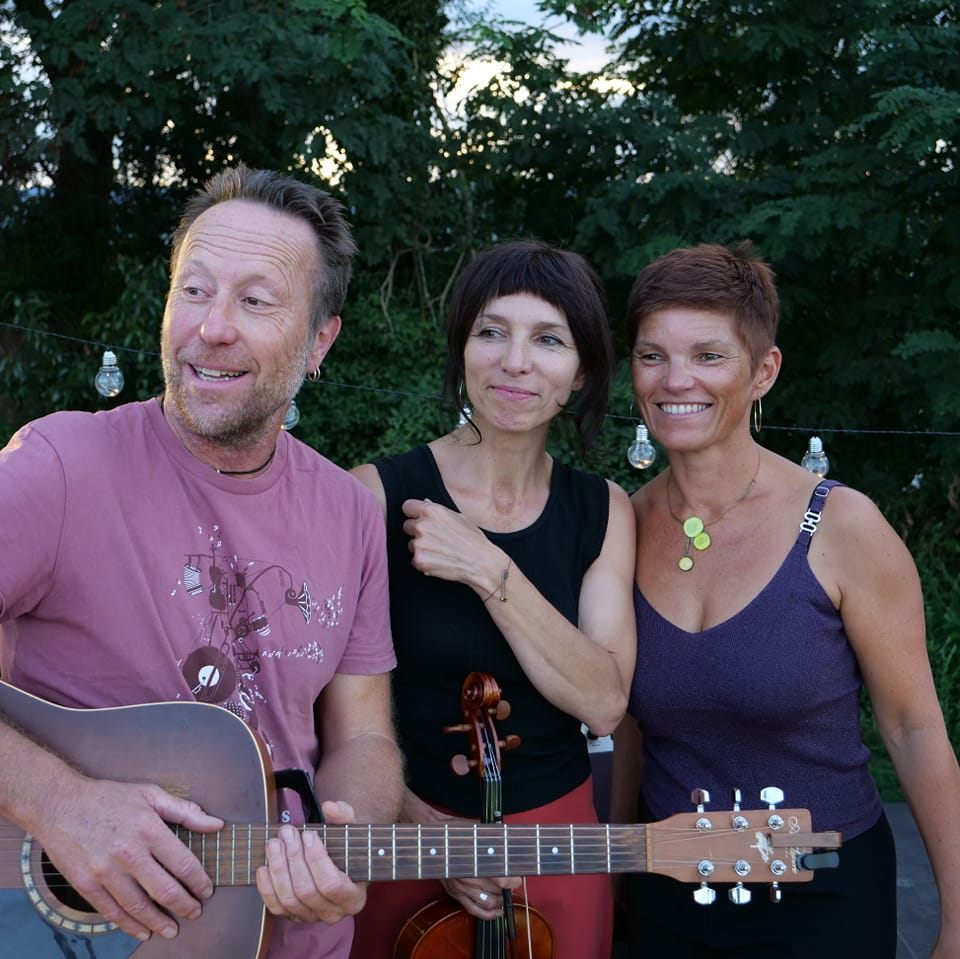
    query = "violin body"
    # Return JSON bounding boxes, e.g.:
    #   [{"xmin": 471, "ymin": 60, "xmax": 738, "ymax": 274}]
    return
[{"xmin": 394, "ymin": 896, "xmax": 556, "ymax": 959}]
